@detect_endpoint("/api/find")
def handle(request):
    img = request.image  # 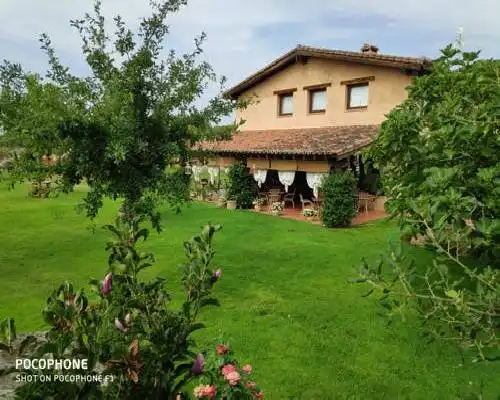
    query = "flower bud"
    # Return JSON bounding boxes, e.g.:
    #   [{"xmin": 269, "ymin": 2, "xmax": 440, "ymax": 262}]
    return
[
  {"xmin": 191, "ymin": 354, "xmax": 204, "ymax": 375},
  {"xmin": 101, "ymin": 273, "xmax": 113, "ymax": 296},
  {"xmin": 115, "ymin": 318, "xmax": 127, "ymax": 332},
  {"xmin": 211, "ymin": 269, "xmax": 221, "ymax": 283},
  {"xmin": 125, "ymin": 312, "xmax": 132, "ymax": 326}
]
